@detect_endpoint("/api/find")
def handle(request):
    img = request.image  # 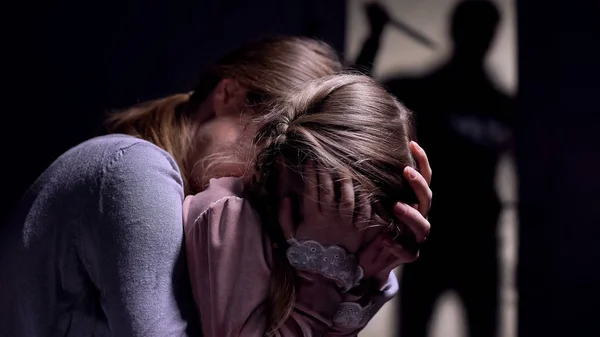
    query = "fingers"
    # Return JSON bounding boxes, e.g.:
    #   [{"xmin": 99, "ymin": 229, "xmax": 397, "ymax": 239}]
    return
[
  {"xmin": 303, "ymin": 161, "xmax": 319, "ymax": 214},
  {"xmin": 368, "ymin": 247, "xmax": 394, "ymax": 278},
  {"xmin": 355, "ymin": 199, "xmax": 382, "ymax": 244},
  {"xmin": 404, "ymin": 166, "xmax": 432, "ymax": 217},
  {"xmin": 318, "ymin": 168, "xmax": 334, "ymax": 214},
  {"xmin": 339, "ymin": 171, "xmax": 355, "ymax": 223},
  {"xmin": 359, "ymin": 235, "xmax": 385, "ymax": 265},
  {"xmin": 384, "ymin": 239, "xmax": 418, "ymax": 263},
  {"xmin": 355, "ymin": 198, "xmax": 372, "ymax": 228},
  {"xmin": 339, "ymin": 173, "xmax": 362, "ymax": 253},
  {"xmin": 360, "ymin": 236, "xmax": 407, "ymax": 279},
  {"xmin": 363, "ymin": 227, "xmax": 383, "ymax": 245},
  {"xmin": 356, "ymin": 199, "xmax": 384, "ymax": 244},
  {"xmin": 358, "ymin": 233, "xmax": 420, "ymax": 280},
  {"xmin": 343, "ymin": 229, "xmax": 366, "ymax": 254},
  {"xmin": 357, "ymin": 235, "xmax": 386, "ymax": 278},
  {"xmin": 392, "ymin": 202, "xmax": 430, "ymax": 243},
  {"xmin": 278, "ymin": 198, "xmax": 295, "ymax": 239},
  {"xmin": 410, "ymin": 141, "xmax": 432, "ymax": 185},
  {"xmin": 379, "ymin": 254, "xmax": 403, "ymax": 277}
]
